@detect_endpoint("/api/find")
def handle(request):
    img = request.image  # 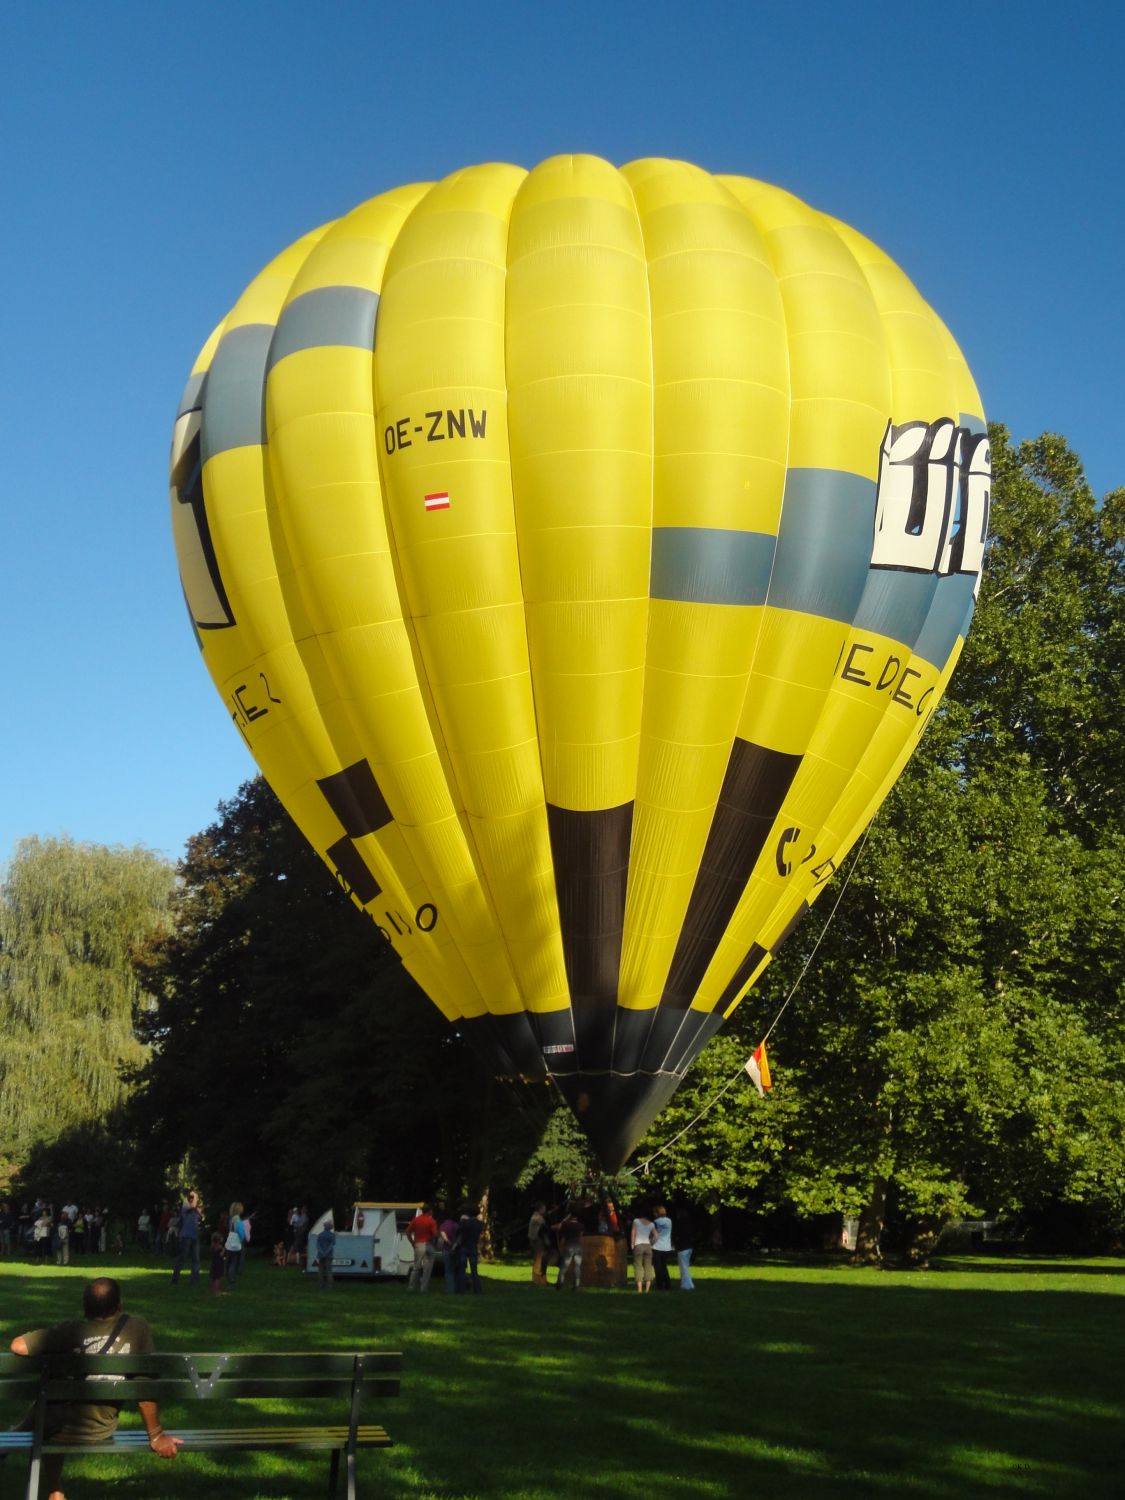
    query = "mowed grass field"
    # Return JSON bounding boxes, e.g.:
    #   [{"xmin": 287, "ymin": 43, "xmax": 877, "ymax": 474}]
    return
[{"xmin": 2, "ymin": 1250, "xmax": 1123, "ymax": 1499}]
